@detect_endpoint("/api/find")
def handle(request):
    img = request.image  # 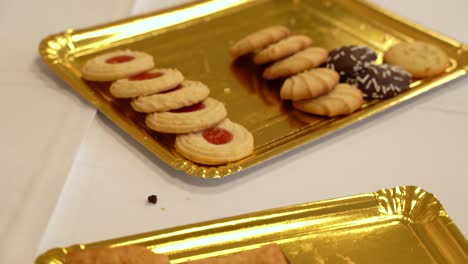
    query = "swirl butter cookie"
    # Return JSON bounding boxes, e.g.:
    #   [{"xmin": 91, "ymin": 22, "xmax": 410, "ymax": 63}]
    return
[
  {"xmin": 110, "ymin": 68, "xmax": 184, "ymax": 98},
  {"xmin": 351, "ymin": 64, "xmax": 411, "ymax": 99},
  {"xmin": 175, "ymin": 119, "xmax": 254, "ymax": 165},
  {"xmin": 263, "ymin": 47, "xmax": 328, "ymax": 80},
  {"xmin": 253, "ymin": 35, "xmax": 313, "ymax": 65},
  {"xmin": 64, "ymin": 245, "xmax": 169, "ymax": 264},
  {"xmin": 324, "ymin": 45, "xmax": 377, "ymax": 81},
  {"xmin": 81, "ymin": 50, "xmax": 154, "ymax": 81},
  {"xmin": 230, "ymin": 25, "xmax": 291, "ymax": 59},
  {"xmin": 145, "ymin": 97, "xmax": 227, "ymax": 134},
  {"xmin": 280, "ymin": 68, "xmax": 339, "ymax": 101},
  {"xmin": 384, "ymin": 41, "xmax": 449, "ymax": 78},
  {"xmin": 131, "ymin": 80, "xmax": 210, "ymax": 113},
  {"xmin": 293, "ymin": 83, "xmax": 363, "ymax": 117}
]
